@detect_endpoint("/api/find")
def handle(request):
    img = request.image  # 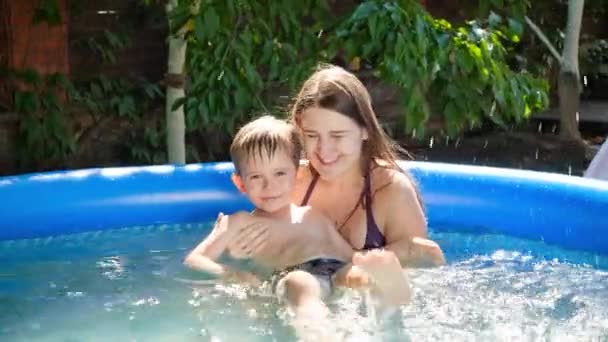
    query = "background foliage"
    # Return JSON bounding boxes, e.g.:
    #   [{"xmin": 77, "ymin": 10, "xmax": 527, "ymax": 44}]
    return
[{"xmin": 5, "ymin": 0, "xmax": 606, "ymax": 171}]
